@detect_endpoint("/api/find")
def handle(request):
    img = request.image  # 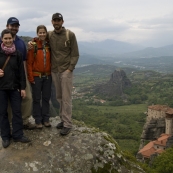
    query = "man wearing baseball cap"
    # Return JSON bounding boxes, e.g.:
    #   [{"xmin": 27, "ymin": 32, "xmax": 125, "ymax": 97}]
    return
[
  {"xmin": 5, "ymin": 17, "xmax": 35, "ymax": 130},
  {"xmin": 49, "ymin": 12, "xmax": 79, "ymax": 135},
  {"xmin": 7, "ymin": 17, "xmax": 20, "ymax": 26}
]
